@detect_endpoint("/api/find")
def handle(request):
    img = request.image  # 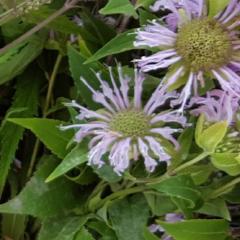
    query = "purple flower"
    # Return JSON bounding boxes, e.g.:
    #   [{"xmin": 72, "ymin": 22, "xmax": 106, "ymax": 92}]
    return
[
  {"xmin": 190, "ymin": 90, "xmax": 239, "ymax": 124},
  {"xmin": 134, "ymin": 0, "xmax": 240, "ymax": 111},
  {"xmin": 61, "ymin": 66, "xmax": 186, "ymax": 175}
]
